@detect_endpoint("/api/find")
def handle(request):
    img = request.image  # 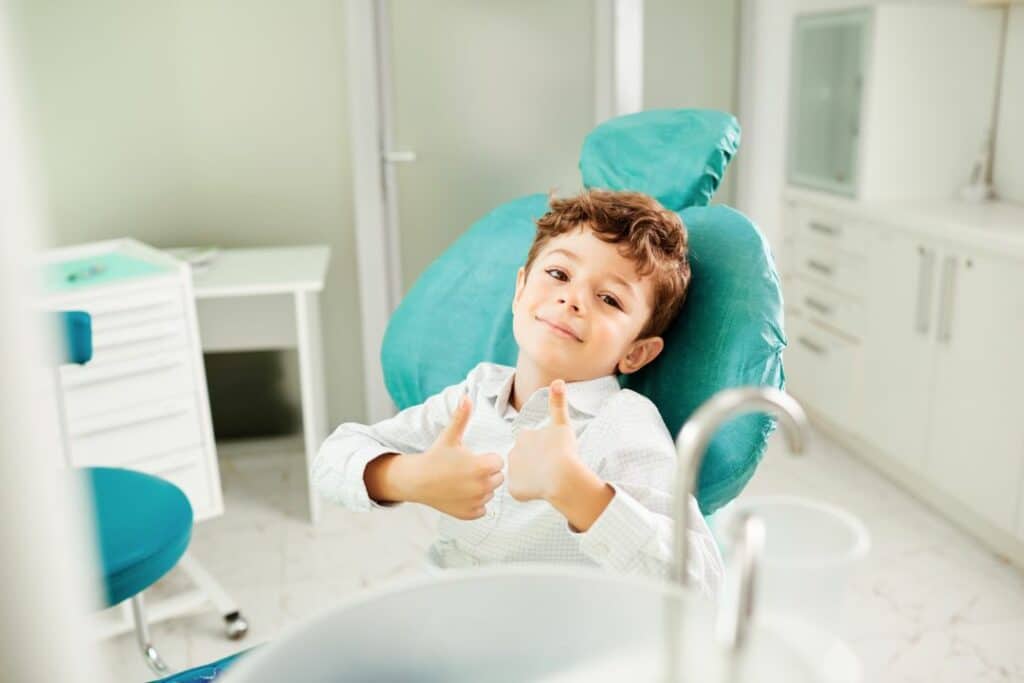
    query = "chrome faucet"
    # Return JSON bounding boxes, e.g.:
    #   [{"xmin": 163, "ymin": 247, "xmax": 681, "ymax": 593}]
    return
[
  {"xmin": 673, "ymin": 388, "xmax": 807, "ymax": 654},
  {"xmin": 671, "ymin": 387, "xmax": 807, "ymax": 587}
]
